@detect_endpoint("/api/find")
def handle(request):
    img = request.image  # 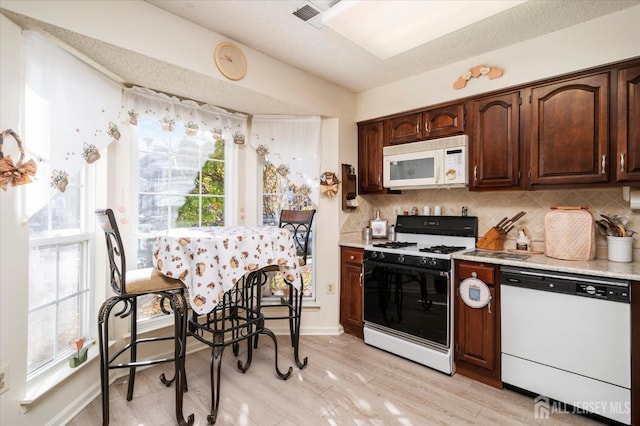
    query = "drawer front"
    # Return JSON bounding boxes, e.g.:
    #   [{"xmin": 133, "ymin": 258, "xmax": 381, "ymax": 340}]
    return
[{"xmin": 341, "ymin": 246, "xmax": 363, "ymax": 265}]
